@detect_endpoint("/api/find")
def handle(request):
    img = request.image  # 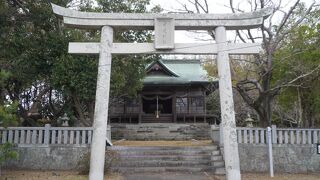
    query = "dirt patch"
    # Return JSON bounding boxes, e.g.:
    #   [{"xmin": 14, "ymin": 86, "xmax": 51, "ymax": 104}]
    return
[
  {"xmin": 112, "ymin": 140, "xmax": 213, "ymax": 146},
  {"xmin": 1, "ymin": 170, "xmax": 123, "ymax": 180},
  {"xmin": 208, "ymin": 173, "xmax": 320, "ymax": 180},
  {"xmin": 2, "ymin": 171, "xmax": 319, "ymax": 180},
  {"xmin": 241, "ymin": 173, "xmax": 320, "ymax": 180}
]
